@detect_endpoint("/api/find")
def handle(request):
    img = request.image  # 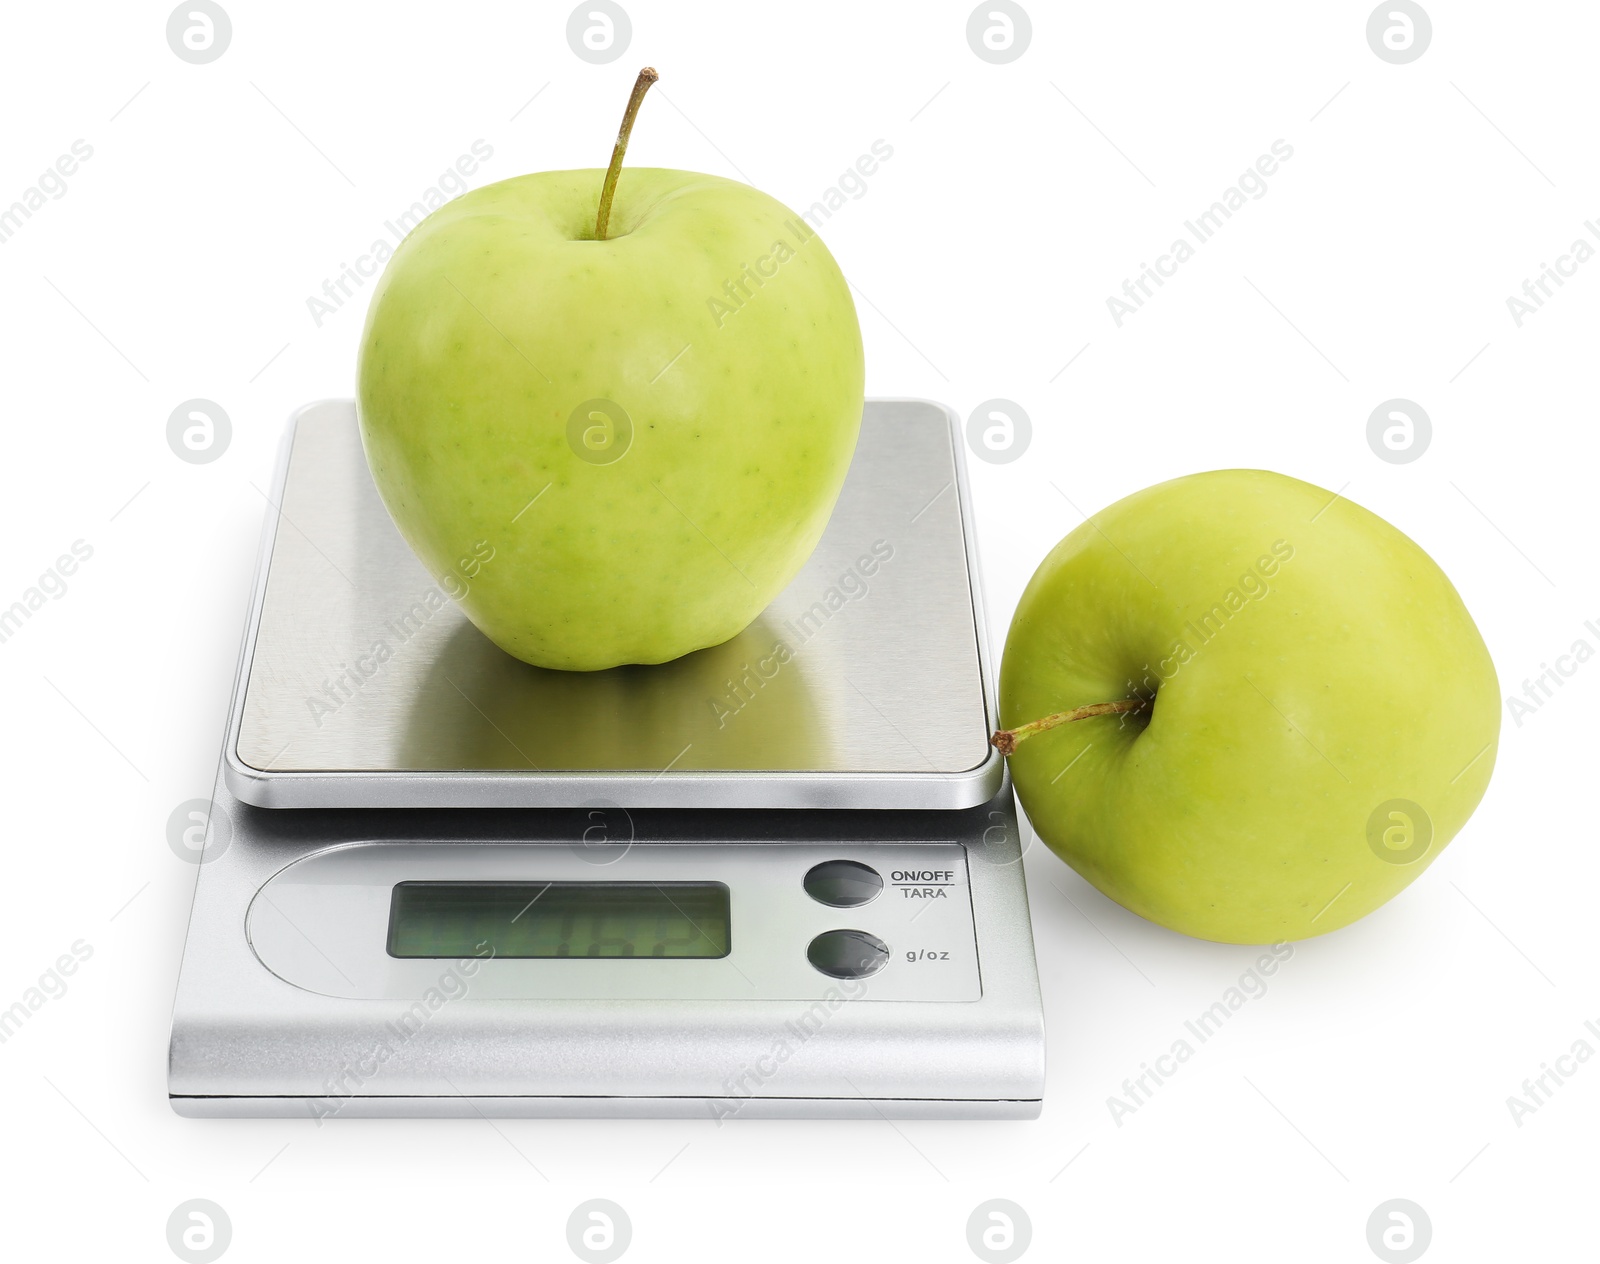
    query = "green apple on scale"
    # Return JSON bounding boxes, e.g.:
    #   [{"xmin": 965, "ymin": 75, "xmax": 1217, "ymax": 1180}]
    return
[{"xmin": 358, "ymin": 69, "xmax": 864, "ymax": 670}]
